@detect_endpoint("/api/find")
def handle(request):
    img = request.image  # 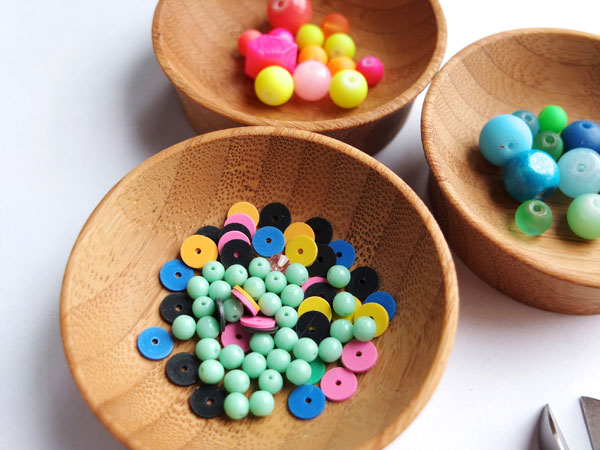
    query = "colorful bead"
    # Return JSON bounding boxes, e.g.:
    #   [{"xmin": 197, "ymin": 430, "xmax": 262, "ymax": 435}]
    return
[
  {"xmin": 320, "ymin": 13, "xmax": 349, "ymax": 38},
  {"xmin": 285, "ymin": 263, "xmax": 309, "ymax": 285},
  {"xmin": 137, "ymin": 327, "xmax": 173, "ymax": 360},
  {"xmin": 318, "ymin": 336, "xmax": 343, "ymax": 363},
  {"xmin": 227, "ymin": 201, "xmax": 260, "ymax": 226},
  {"xmin": 328, "ymin": 239, "xmax": 355, "ymax": 268},
  {"xmin": 198, "ymin": 359, "xmax": 225, "ymax": 384},
  {"xmin": 258, "ymin": 292, "xmax": 282, "ymax": 316},
  {"xmin": 561, "ymin": 120, "xmax": 600, "ymax": 154},
  {"xmin": 192, "ymin": 296, "xmax": 215, "ymax": 318},
  {"xmin": 567, "ymin": 193, "xmax": 600, "ymax": 239},
  {"xmin": 293, "ymin": 337, "xmax": 319, "ymax": 362},
  {"xmin": 238, "ymin": 29, "xmax": 261, "ymax": 56},
  {"xmin": 219, "ymin": 344, "xmax": 245, "ymax": 369},
  {"xmin": 269, "ymin": 253, "xmax": 291, "ymax": 272},
  {"xmin": 240, "ymin": 315, "xmax": 277, "ymax": 331},
  {"xmin": 274, "ymin": 326, "xmax": 298, "ymax": 351},
  {"xmin": 288, "ymin": 385, "xmax": 326, "ymax": 419},
  {"xmin": 513, "ymin": 109, "xmax": 539, "ymax": 136},
  {"xmin": 320, "ymin": 367, "xmax": 357, "ymax": 402},
  {"xmin": 330, "ymin": 319, "xmax": 354, "ymax": 343},
  {"xmin": 224, "ymin": 369, "xmax": 250, "ymax": 393},
  {"xmin": 324, "ymin": 33, "xmax": 355, "ymax": 59},
  {"xmin": 243, "ymin": 276, "xmax": 267, "ymax": 300},
  {"xmin": 249, "ymin": 257, "xmax": 271, "ymax": 279},
  {"xmin": 341, "ymin": 340, "xmax": 378, "ymax": 373},
  {"xmin": 187, "ymin": 275, "xmax": 210, "ymax": 299},
  {"xmin": 195, "ymin": 338, "xmax": 221, "ymax": 361},
  {"xmin": 221, "ymin": 322, "xmax": 251, "ymax": 352},
  {"xmin": 202, "ymin": 260, "xmax": 225, "ymax": 282},
  {"xmin": 266, "ymin": 348, "xmax": 292, "ymax": 372},
  {"xmin": 538, "ymin": 105, "xmax": 568, "ymax": 133},
  {"xmin": 265, "ymin": 271, "xmax": 288, "ymax": 294},
  {"xmin": 479, "ymin": 114, "xmax": 533, "ymax": 167},
  {"xmin": 353, "ymin": 302, "xmax": 389, "ymax": 337},
  {"xmin": 364, "ymin": 291, "xmax": 396, "ymax": 320},
  {"xmin": 515, "ymin": 200, "xmax": 553, "ymax": 236},
  {"xmin": 258, "ymin": 369, "xmax": 284, "ymax": 394},
  {"xmin": 218, "ymin": 230, "xmax": 251, "ymax": 253},
  {"xmin": 329, "ymin": 69, "xmax": 367, "ymax": 109},
  {"xmin": 242, "ymin": 352, "xmax": 267, "ymax": 378},
  {"xmin": 196, "ymin": 316, "xmax": 220, "ymax": 339},
  {"xmin": 293, "ymin": 60, "xmax": 331, "ymax": 102},
  {"xmin": 356, "ymin": 56, "xmax": 384, "ymax": 86},
  {"xmin": 332, "ymin": 292, "xmax": 355, "ymax": 317},
  {"xmin": 223, "ymin": 298, "xmax": 243, "ymax": 322},
  {"xmin": 275, "ymin": 305, "xmax": 298, "ymax": 327},
  {"xmin": 246, "ymin": 35, "xmax": 297, "ymax": 79},
  {"xmin": 306, "ymin": 358, "xmax": 326, "ymax": 384},
  {"xmin": 253, "ymin": 226, "xmax": 286, "ymax": 257},
  {"xmin": 327, "ymin": 56, "xmax": 356, "ymax": 76},
  {"xmin": 533, "ymin": 131, "xmax": 564, "ymax": 161},
  {"xmin": 224, "ymin": 392, "xmax": 249, "ymax": 420},
  {"xmin": 286, "ymin": 235, "xmax": 319, "ymax": 266},
  {"xmin": 267, "ymin": 0, "xmax": 313, "ymax": 34},
  {"xmin": 298, "ymin": 44, "xmax": 328, "ymax": 65},
  {"xmin": 171, "ymin": 314, "xmax": 197, "ymax": 340},
  {"xmin": 208, "ymin": 280, "xmax": 231, "ymax": 301},
  {"xmin": 250, "ymin": 390, "xmax": 275, "ymax": 417},
  {"xmin": 327, "ymin": 265, "xmax": 351, "ymax": 288},
  {"xmin": 255, "ymin": 65, "xmax": 295, "ymax": 106},
  {"xmin": 160, "ymin": 259, "xmax": 194, "ymax": 292},
  {"xmin": 250, "ymin": 333, "xmax": 275, "ymax": 355},
  {"xmin": 557, "ymin": 148, "xmax": 600, "ymax": 198},
  {"xmin": 286, "ymin": 358, "xmax": 312, "ymax": 385},
  {"xmin": 503, "ymin": 150, "xmax": 560, "ymax": 202},
  {"xmin": 353, "ymin": 316, "xmax": 376, "ymax": 341},
  {"xmin": 180, "ymin": 235, "xmax": 218, "ymax": 269},
  {"xmin": 280, "ymin": 284, "xmax": 304, "ymax": 308},
  {"xmin": 295, "ymin": 24, "xmax": 324, "ymax": 50},
  {"xmin": 268, "ymin": 27, "xmax": 295, "ymax": 43},
  {"xmin": 298, "ymin": 296, "xmax": 332, "ymax": 321},
  {"xmin": 231, "ymin": 286, "xmax": 260, "ymax": 316}
]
